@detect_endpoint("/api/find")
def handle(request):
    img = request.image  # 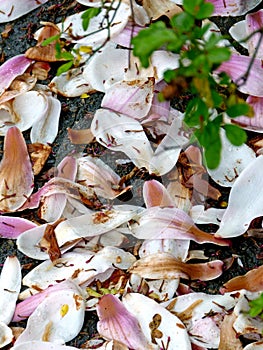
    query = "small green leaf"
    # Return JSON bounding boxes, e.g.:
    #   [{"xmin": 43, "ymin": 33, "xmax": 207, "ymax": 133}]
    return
[
  {"xmin": 132, "ymin": 21, "xmax": 177, "ymax": 67},
  {"xmin": 196, "ymin": 2, "xmax": 214, "ymax": 19},
  {"xmin": 163, "ymin": 69, "xmax": 176, "ymax": 83},
  {"xmin": 41, "ymin": 34, "xmax": 61, "ymax": 46},
  {"xmin": 59, "ymin": 51, "xmax": 74, "ymax": 60},
  {"xmin": 81, "ymin": 7, "xmax": 101, "ymax": 31},
  {"xmin": 249, "ymin": 293, "xmax": 263, "ymax": 318},
  {"xmin": 170, "ymin": 12, "xmax": 195, "ymax": 32},
  {"xmin": 207, "ymin": 47, "xmax": 231, "ymax": 64},
  {"xmin": 57, "ymin": 61, "xmax": 74, "ymax": 76},
  {"xmin": 226, "ymin": 103, "xmax": 251, "ymax": 118},
  {"xmin": 183, "ymin": 0, "xmax": 202, "ymax": 16},
  {"xmin": 184, "ymin": 97, "xmax": 209, "ymax": 127},
  {"xmin": 223, "ymin": 124, "xmax": 247, "ymax": 146}
]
